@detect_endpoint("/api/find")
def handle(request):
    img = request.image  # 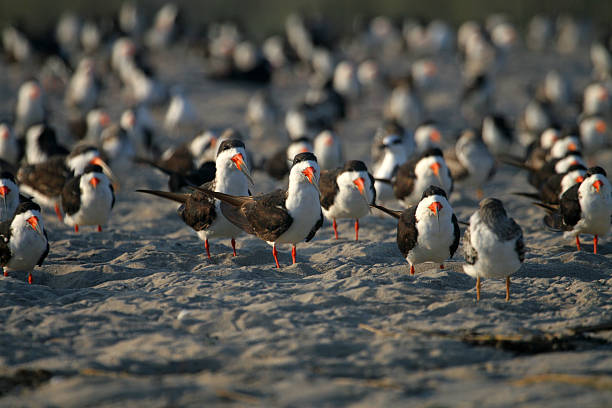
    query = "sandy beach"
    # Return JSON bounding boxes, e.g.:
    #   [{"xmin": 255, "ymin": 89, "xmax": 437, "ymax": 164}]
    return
[{"xmin": 0, "ymin": 42, "xmax": 611, "ymax": 407}]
